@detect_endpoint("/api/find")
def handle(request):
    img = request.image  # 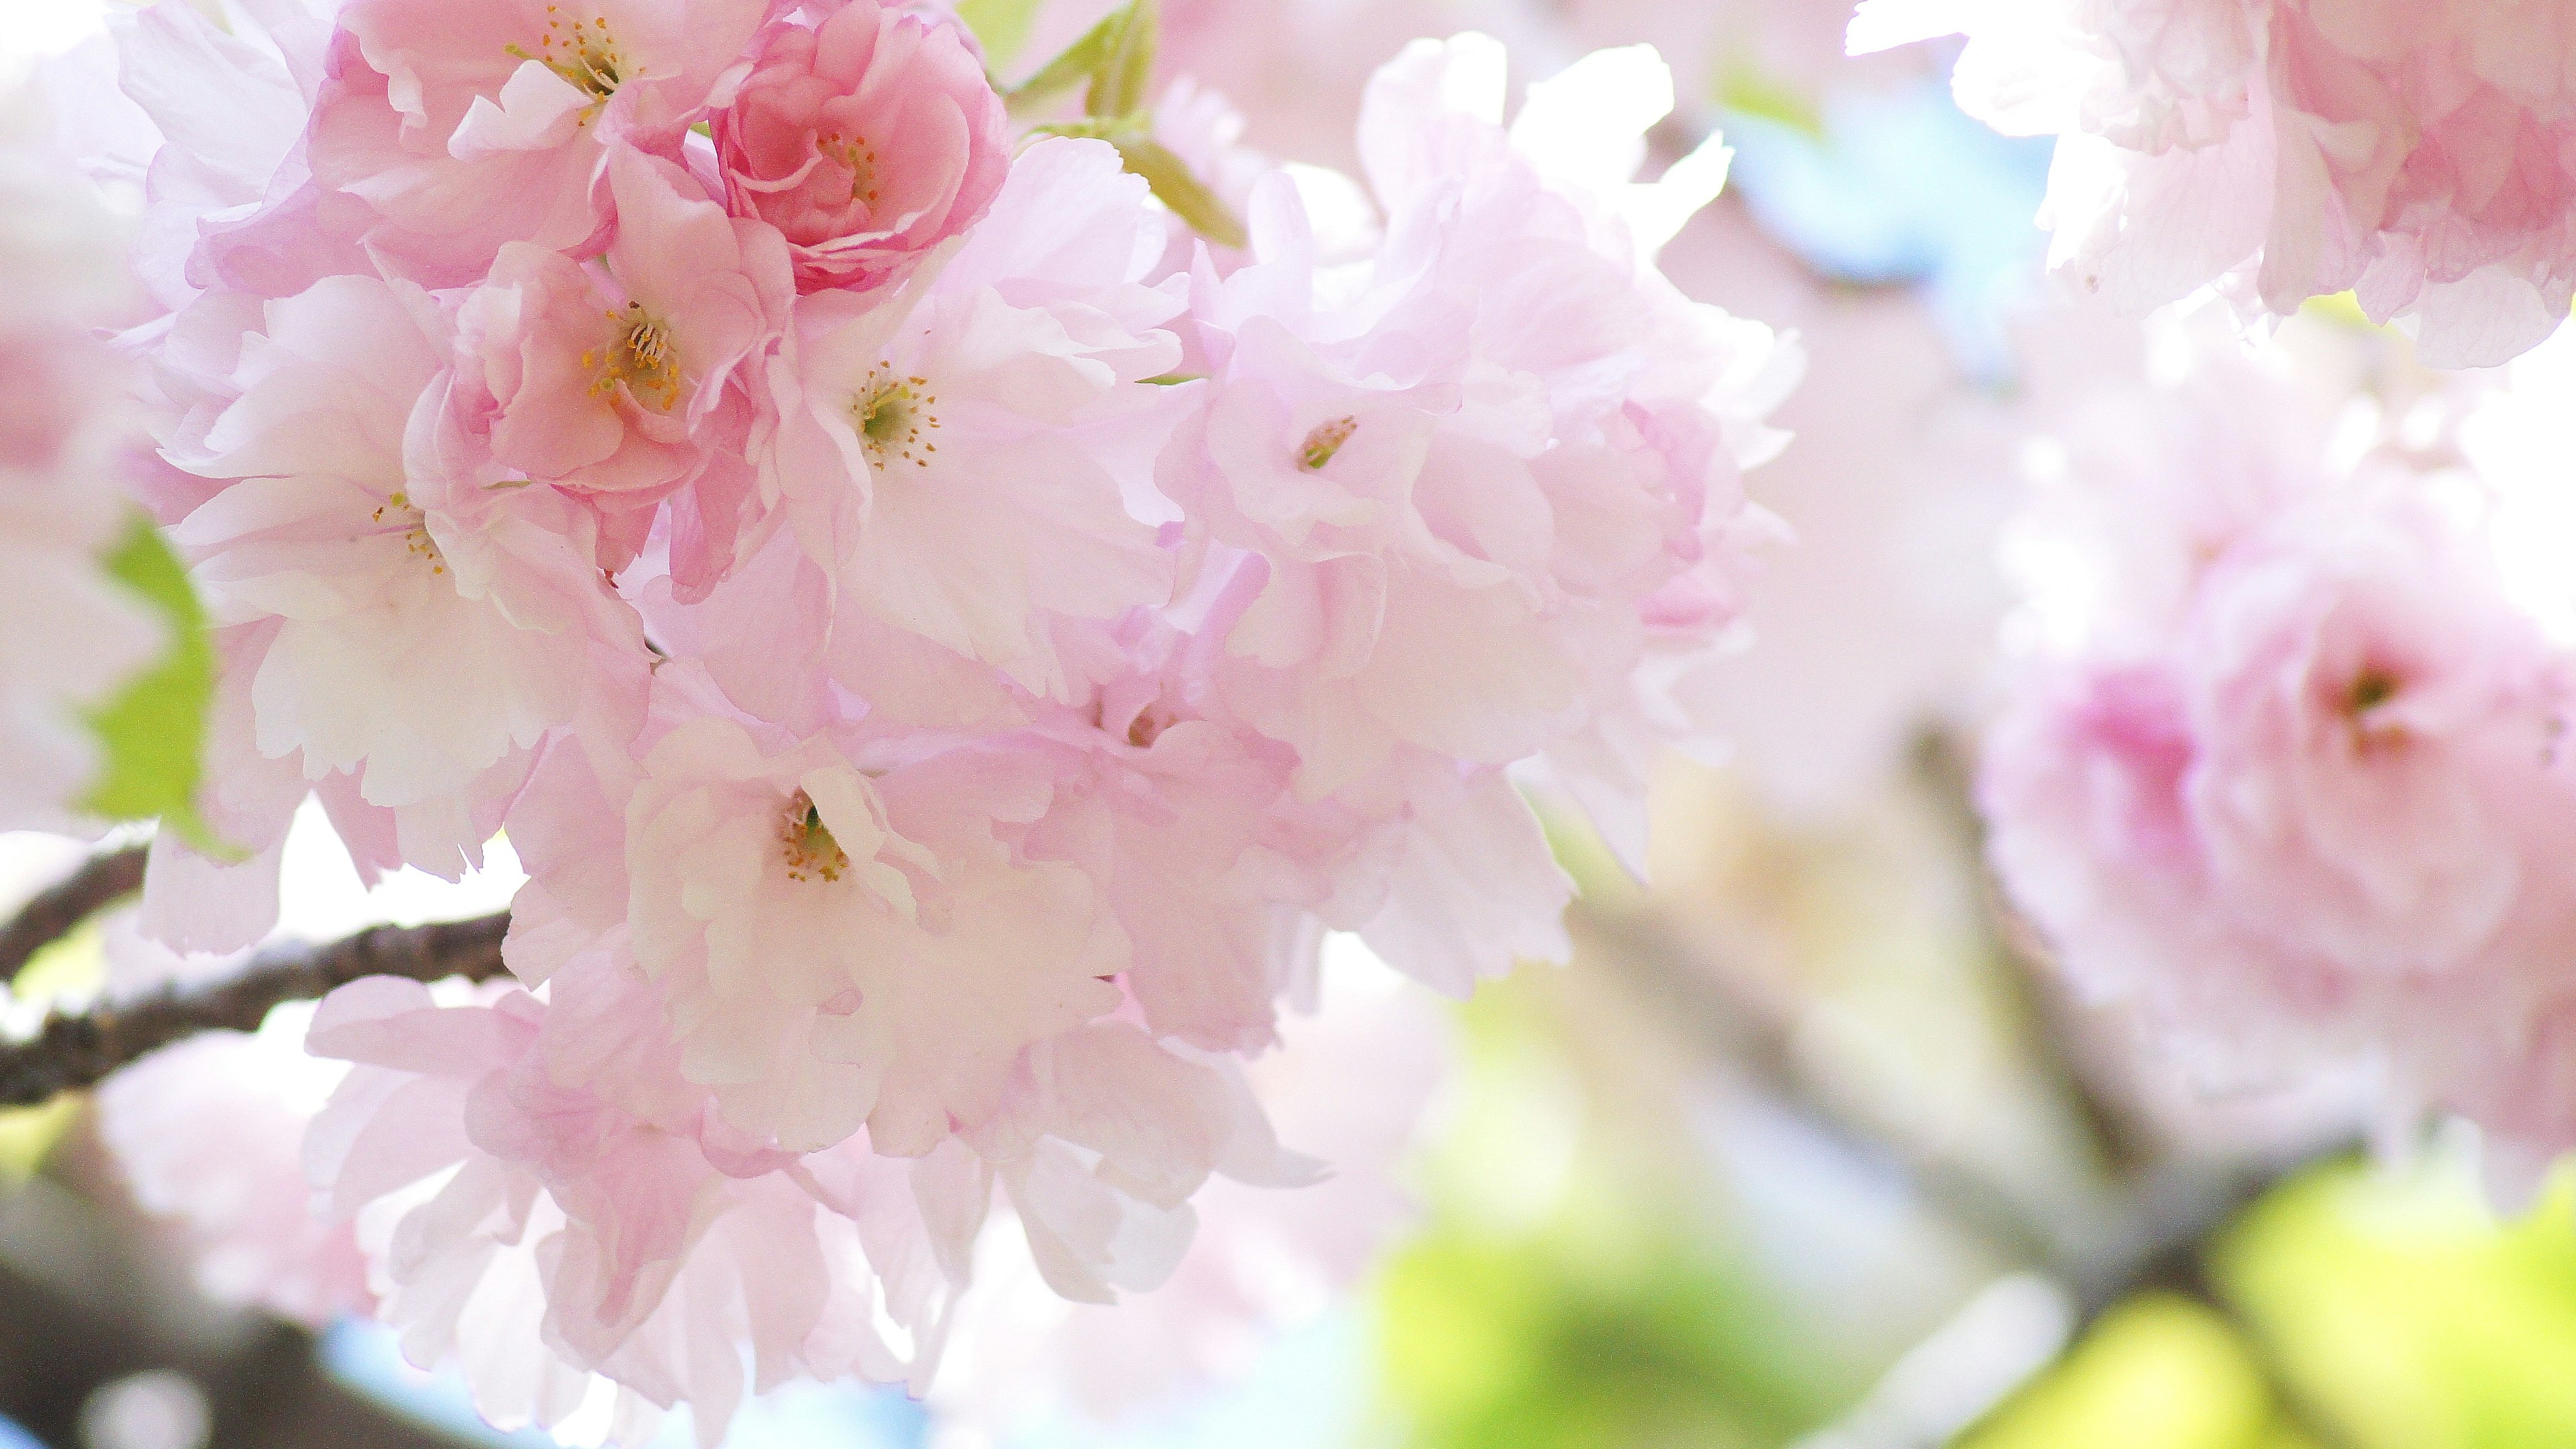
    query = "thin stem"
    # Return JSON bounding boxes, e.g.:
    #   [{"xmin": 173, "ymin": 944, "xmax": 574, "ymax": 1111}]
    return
[
  {"xmin": 0, "ymin": 846, "xmax": 148, "ymax": 985},
  {"xmin": 0, "ymin": 911, "xmax": 511, "ymax": 1109}
]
